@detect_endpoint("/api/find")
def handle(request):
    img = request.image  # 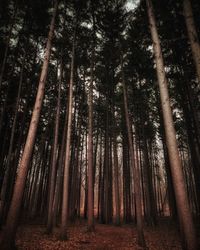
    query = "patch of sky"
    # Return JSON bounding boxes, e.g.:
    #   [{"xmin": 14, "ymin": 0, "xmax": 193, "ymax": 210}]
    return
[{"xmin": 125, "ymin": 0, "xmax": 141, "ymax": 11}]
